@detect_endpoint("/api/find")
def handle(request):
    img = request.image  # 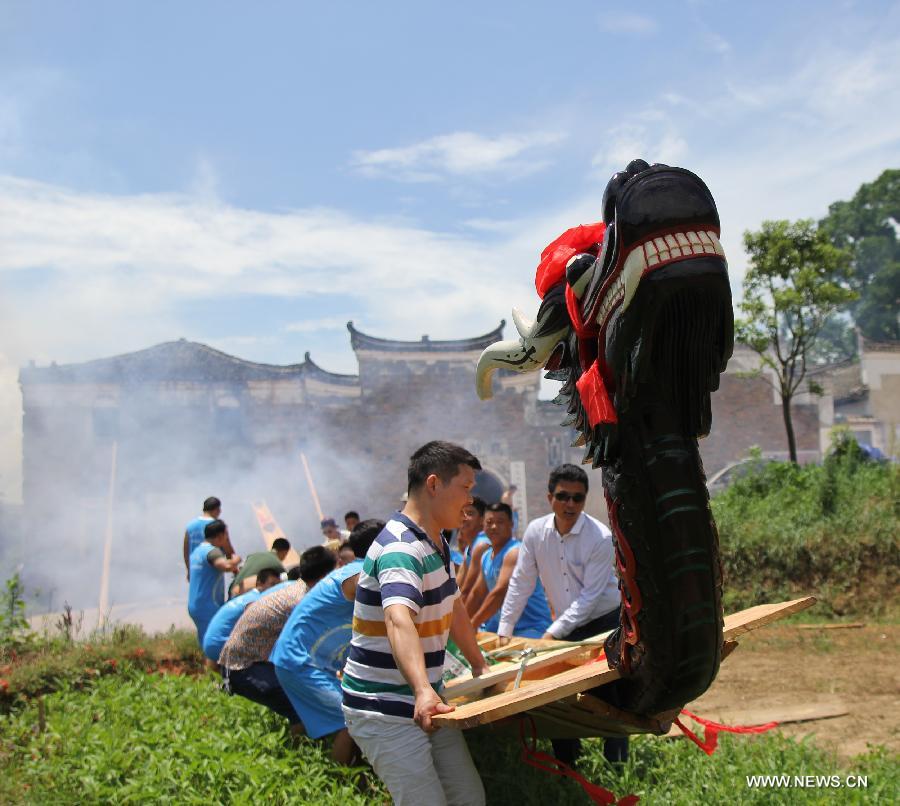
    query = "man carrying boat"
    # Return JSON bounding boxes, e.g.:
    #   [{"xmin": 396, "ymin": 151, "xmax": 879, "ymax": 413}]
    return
[
  {"xmin": 467, "ymin": 502, "xmax": 551, "ymax": 638},
  {"xmin": 271, "ymin": 519, "xmax": 384, "ymax": 765},
  {"xmin": 497, "ymin": 463, "xmax": 628, "ymax": 765},
  {"xmin": 341, "ymin": 441, "xmax": 489, "ymax": 805},
  {"xmin": 187, "ymin": 519, "xmax": 242, "ymax": 649}
]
